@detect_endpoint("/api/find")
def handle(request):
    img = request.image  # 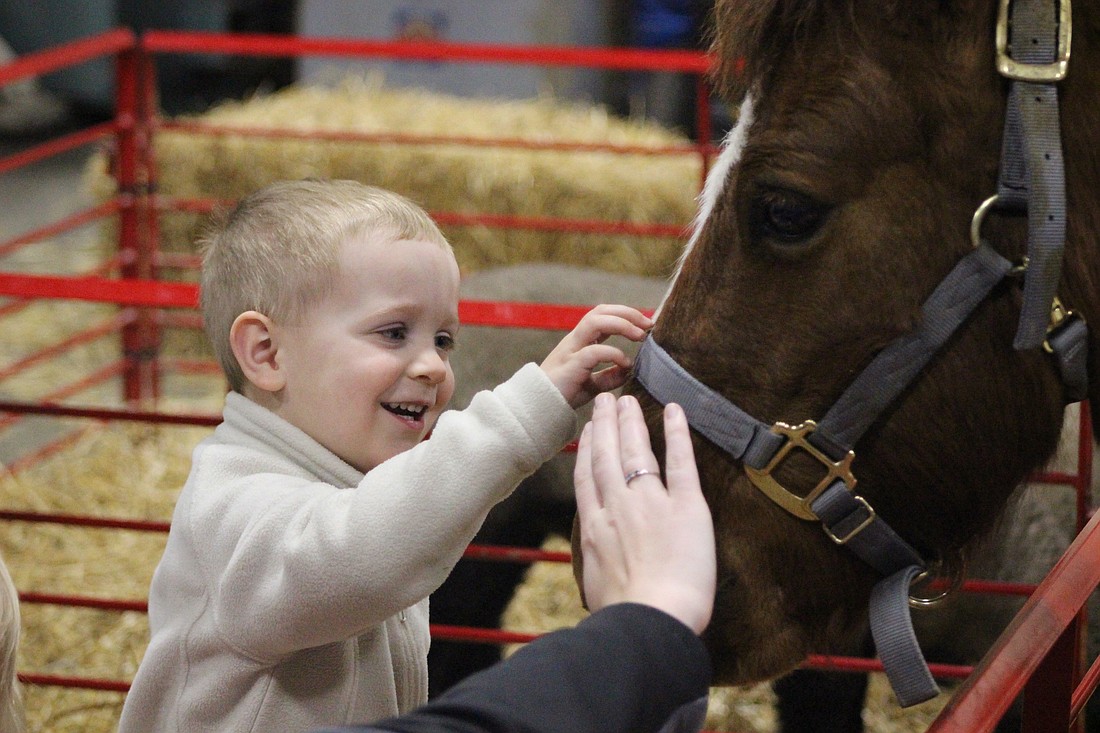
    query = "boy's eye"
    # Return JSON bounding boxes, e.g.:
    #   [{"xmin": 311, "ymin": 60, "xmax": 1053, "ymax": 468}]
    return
[
  {"xmin": 435, "ymin": 333, "xmax": 456, "ymax": 351},
  {"xmin": 379, "ymin": 326, "xmax": 406, "ymax": 341}
]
